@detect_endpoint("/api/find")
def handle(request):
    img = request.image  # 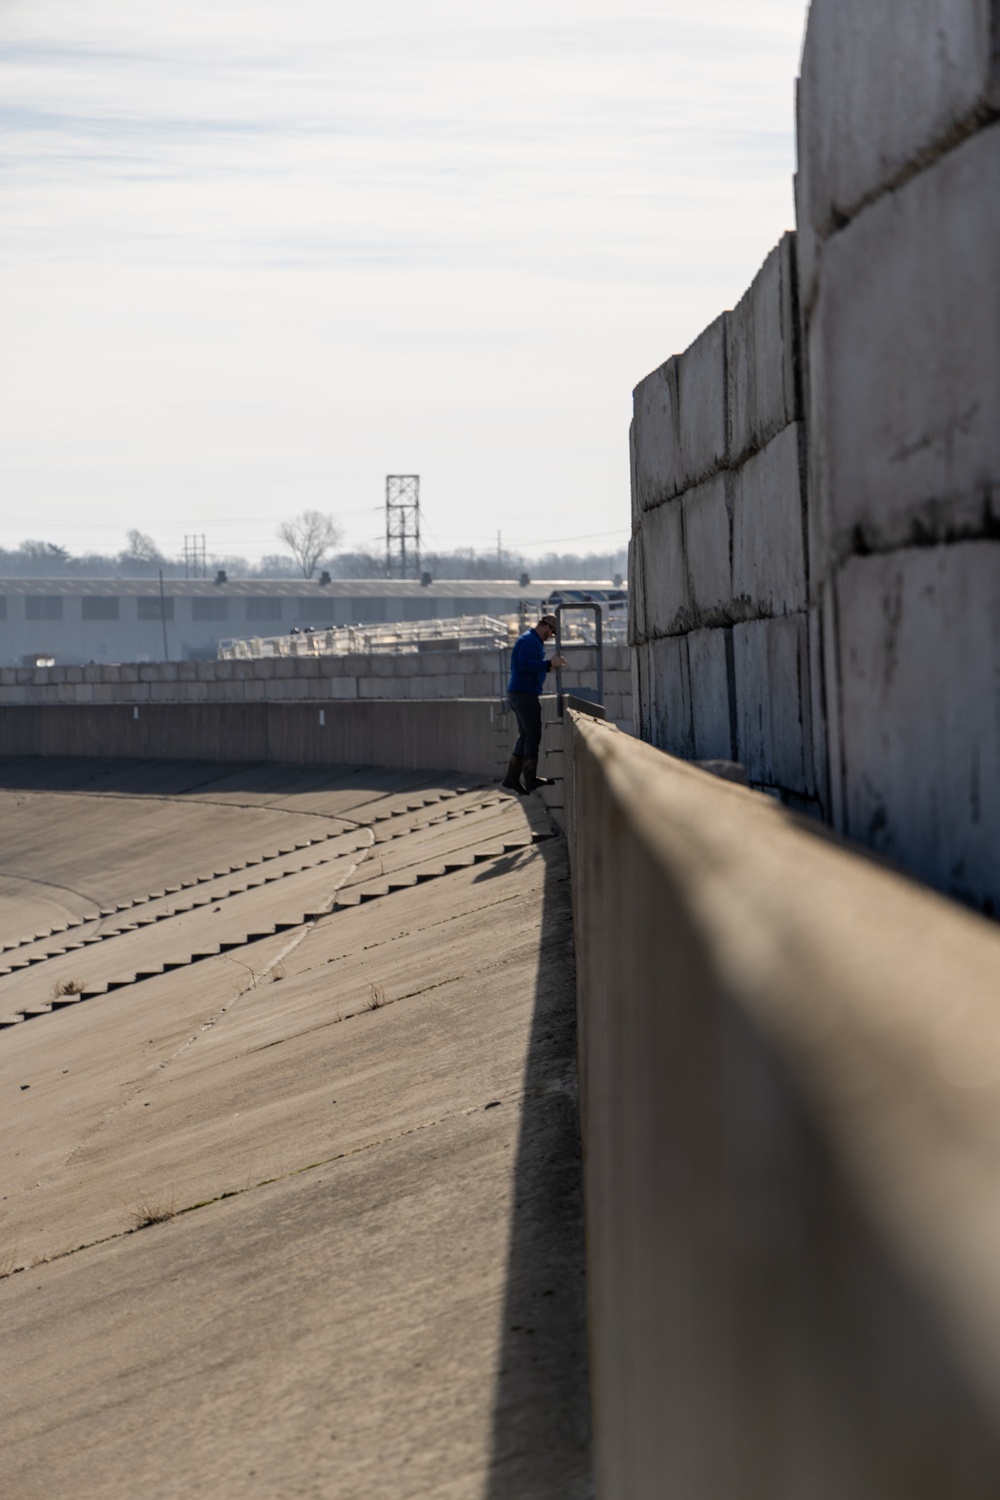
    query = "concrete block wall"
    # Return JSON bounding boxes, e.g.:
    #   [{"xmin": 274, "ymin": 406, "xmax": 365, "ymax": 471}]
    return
[
  {"xmin": 631, "ymin": 1, "xmax": 1000, "ymax": 909},
  {"xmin": 630, "ymin": 231, "xmax": 814, "ymax": 804},
  {"xmin": 798, "ymin": 0, "xmax": 1000, "ymax": 910},
  {"xmin": 0, "ymin": 645, "xmax": 634, "ymax": 735}
]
